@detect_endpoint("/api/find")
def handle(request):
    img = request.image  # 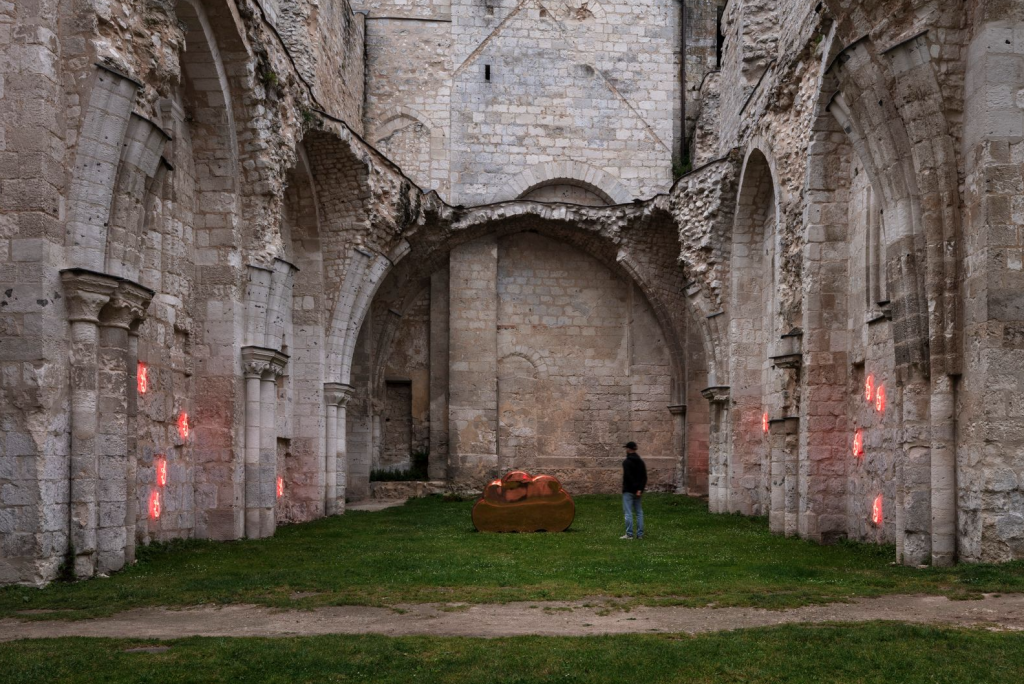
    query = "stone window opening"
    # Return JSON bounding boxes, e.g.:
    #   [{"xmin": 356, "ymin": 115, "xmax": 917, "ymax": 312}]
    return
[
  {"xmin": 716, "ymin": 5, "xmax": 725, "ymax": 69},
  {"xmin": 485, "ymin": 64, "xmax": 491, "ymax": 82}
]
